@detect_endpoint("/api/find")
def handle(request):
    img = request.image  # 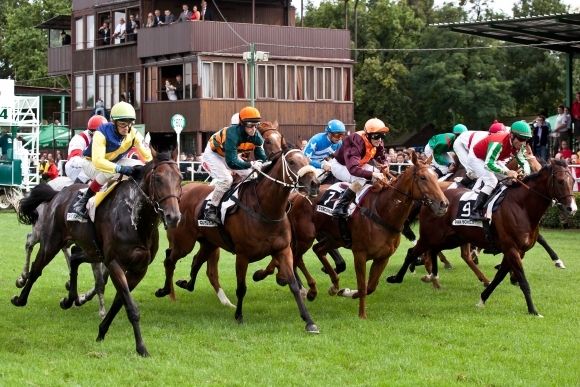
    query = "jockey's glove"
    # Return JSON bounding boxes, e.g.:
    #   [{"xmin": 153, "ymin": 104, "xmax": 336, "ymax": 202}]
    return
[
  {"xmin": 372, "ymin": 171, "xmax": 386, "ymax": 183},
  {"xmin": 251, "ymin": 161, "xmax": 264, "ymax": 171},
  {"xmin": 116, "ymin": 165, "xmax": 135, "ymax": 177}
]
